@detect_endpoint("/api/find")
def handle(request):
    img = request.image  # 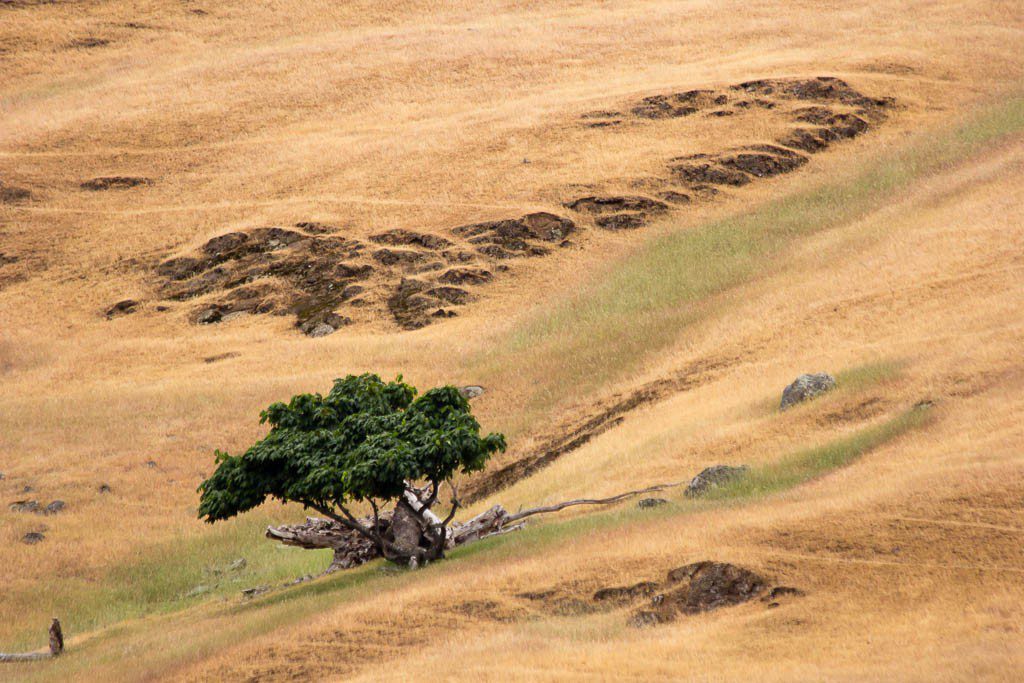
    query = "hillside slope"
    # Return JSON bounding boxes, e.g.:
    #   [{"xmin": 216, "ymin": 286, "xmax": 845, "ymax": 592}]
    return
[{"xmin": 1, "ymin": 0, "xmax": 1022, "ymax": 680}]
